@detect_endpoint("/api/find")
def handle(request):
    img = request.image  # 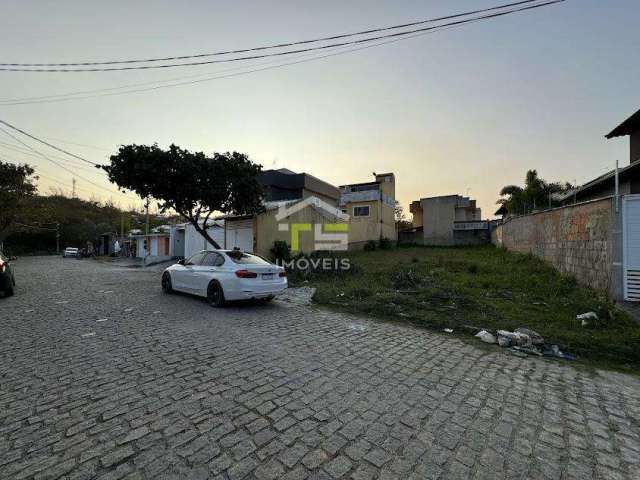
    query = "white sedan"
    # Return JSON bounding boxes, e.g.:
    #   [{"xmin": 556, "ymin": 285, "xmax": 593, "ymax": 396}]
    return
[
  {"xmin": 62, "ymin": 247, "xmax": 79, "ymax": 258},
  {"xmin": 161, "ymin": 250, "xmax": 287, "ymax": 307}
]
